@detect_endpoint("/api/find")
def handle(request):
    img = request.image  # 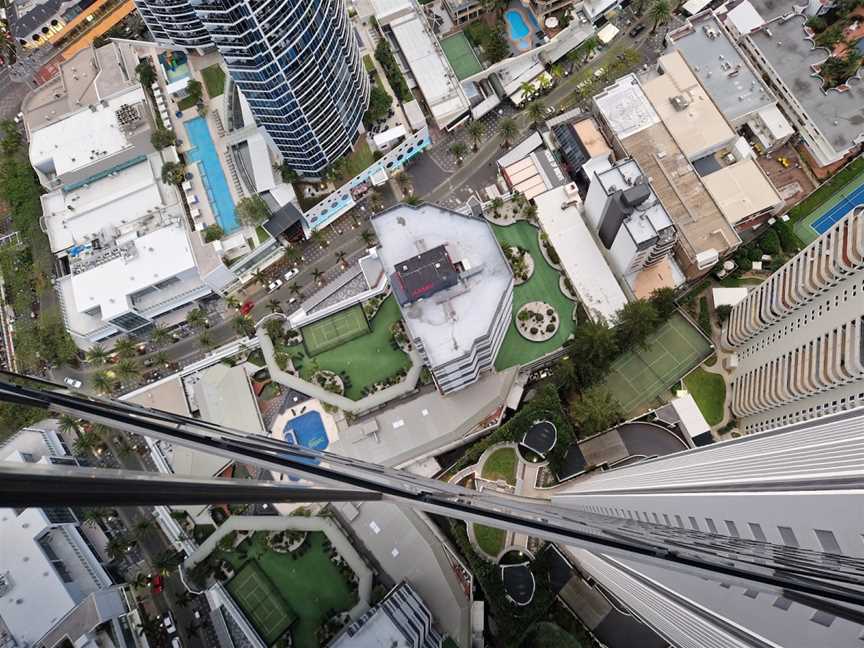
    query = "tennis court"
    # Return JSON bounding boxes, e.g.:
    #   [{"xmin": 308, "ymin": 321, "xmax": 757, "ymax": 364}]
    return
[
  {"xmin": 301, "ymin": 305, "xmax": 370, "ymax": 356},
  {"xmin": 794, "ymin": 162, "xmax": 864, "ymax": 243},
  {"xmin": 602, "ymin": 313, "xmax": 712, "ymax": 414},
  {"xmin": 227, "ymin": 562, "xmax": 296, "ymax": 644},
  {"xmin": 441, "ymin": 32, "xmax": 483, "ymax": 80}
]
